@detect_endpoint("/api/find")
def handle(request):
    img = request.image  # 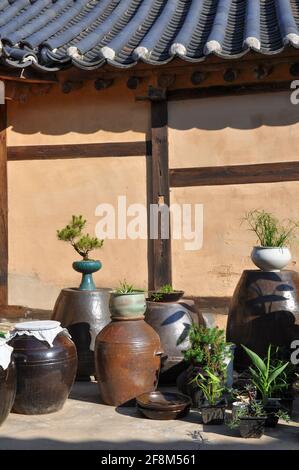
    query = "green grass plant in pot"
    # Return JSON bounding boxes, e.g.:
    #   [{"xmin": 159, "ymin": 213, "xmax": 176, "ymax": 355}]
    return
[
  {"xmin": 242, "ymin": 344, "xmax": 291, "ymax": 427},
  {"xmin": 191, "ymin": 370, "xmax": 226, "ymax": 425},
  {"xmin": 109, "ymin": 280, "xmax": 146, "ymax": 320},
  {"xmin": 148, "ymin": 284, "xmax": 184, "ymax": 302},
  {"xmin": 244, "ymin": 210, "xmax": 299, "ymax": 271},
  {"xmin": 57, "ymin": 215, "xmax": 104, "ymax": 291}
]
